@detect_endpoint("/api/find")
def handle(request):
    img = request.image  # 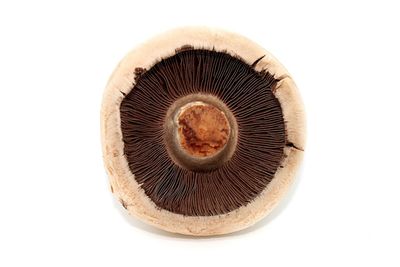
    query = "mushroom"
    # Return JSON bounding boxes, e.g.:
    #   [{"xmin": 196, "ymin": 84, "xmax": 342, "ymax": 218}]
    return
[{"xmin": 101, "ymin": 27, "xmax": 305, "ymax": 236}]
